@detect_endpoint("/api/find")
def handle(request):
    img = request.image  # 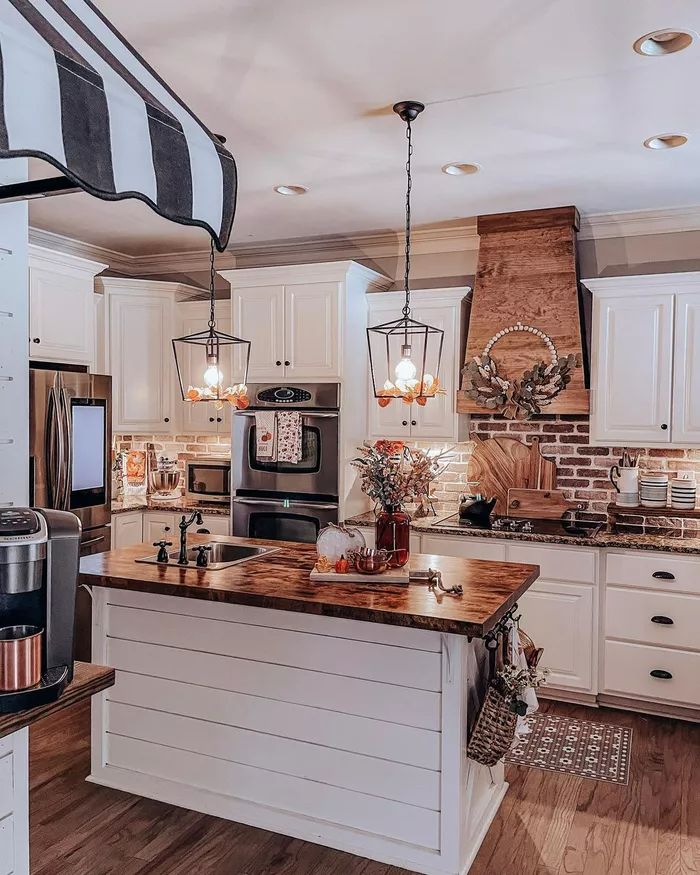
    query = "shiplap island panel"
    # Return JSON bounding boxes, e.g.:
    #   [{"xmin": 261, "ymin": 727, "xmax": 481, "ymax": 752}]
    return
[{"xmin": 81, "ymin": 536, "xmax": 540, "ymax": 875}]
